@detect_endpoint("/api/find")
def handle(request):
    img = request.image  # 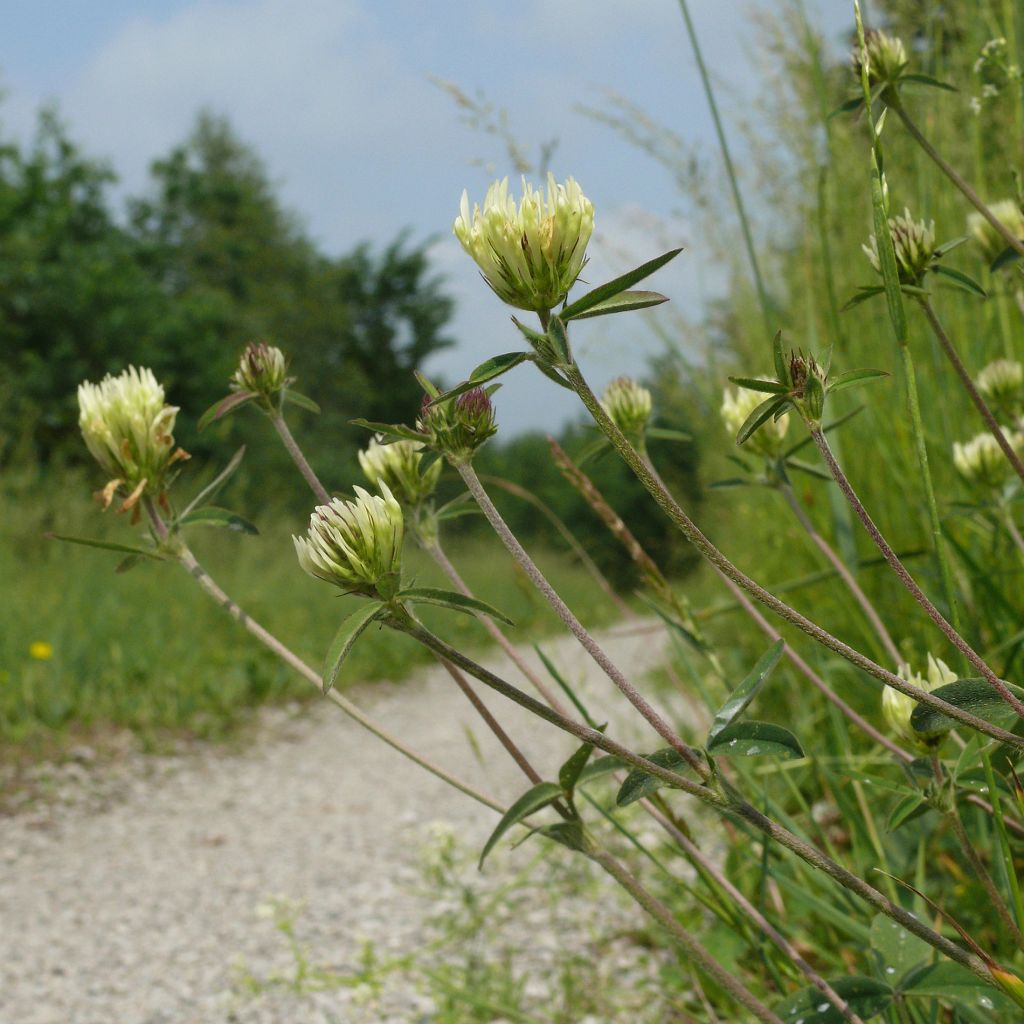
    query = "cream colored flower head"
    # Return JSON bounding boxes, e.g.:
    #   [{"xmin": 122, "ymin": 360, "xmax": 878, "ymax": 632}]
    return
[
  {"xmin": 967, "ymin": 199, "xmax": 1024, "ymax": 263},
  {"xmin": 953, "ymin": 429, "xmax": 1019, "ymax": 489},
  {"xmin": 977, "ymin": 358, "xmax": 1024, "ymax": 418},
  {"xmin": 863, "ymin": 209, "xmax": 936, "ymax": 283},
  {"xmin": 454, "ymin": 174, "xmax": 594, "ymax": 312},
  {"xmin": 883, "ymin": 655, "xmax": 956, "ymax": 749},
  {"xmin": 293, "ymin": 485, "xmax": 404, "ymax": 595},
  {"xmin": 602, "ymin": 377, "xmax": 652, "ymax": 438},
  {"xmin": 358, "ymin": 437, "xmax": 442, "ymax": 508},
  {"xmin": 721, "ymin": 386, "xmax": 789, "ymax": 458},
  {"xmin": 852, "ymin": 29, "xmax": 908, "ymax": 87},
  {"xmin": 233, "ymin": 342, "xmax": 287, "ymax": 396},
  {"xmin": 78, "ymin": 366, "xmax": 186, "ymax": 506}
]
